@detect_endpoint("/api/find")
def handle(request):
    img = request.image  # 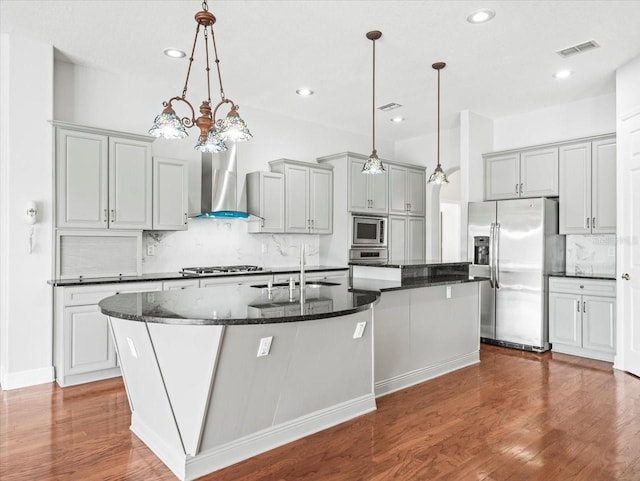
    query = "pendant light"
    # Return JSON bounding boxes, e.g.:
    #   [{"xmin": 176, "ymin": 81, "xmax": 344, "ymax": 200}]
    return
[
  {"xmin": 361, "ymin": 30, "xmax": 385, "ymax": 174},
  {"xmin": 149, "ymin": 0, "xmax": 252, "ymax": 152},
  {"xmin": 427, "ymin": 62, "xmax": 449, "ymax": 185}
]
